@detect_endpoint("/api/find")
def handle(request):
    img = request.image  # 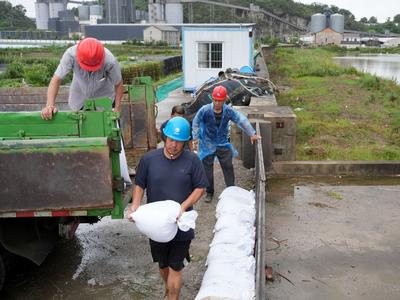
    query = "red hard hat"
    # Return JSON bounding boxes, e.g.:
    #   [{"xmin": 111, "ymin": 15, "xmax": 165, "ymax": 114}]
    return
[
  {"xmin": 76, "ymin": 38, "xmax": 105, "ymax": 72},
  {"xmin": 212, "ymin": 85, "xmax": 227, "ymax": 101}
]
